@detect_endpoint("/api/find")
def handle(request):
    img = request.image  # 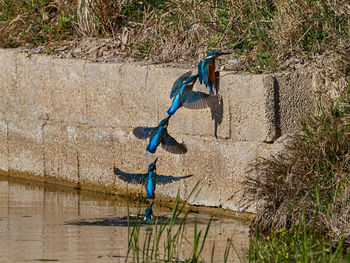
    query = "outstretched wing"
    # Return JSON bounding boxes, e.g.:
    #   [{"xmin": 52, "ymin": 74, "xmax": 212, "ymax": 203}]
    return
[
  {"xmin": 113, "ymin": 168, "xmax": 147, "ymax": 185},
  {"xmin": 160, "ymin": 131, "xmax": 187, "ymax": 154},
  {"xmin": 133, "ymin": 127, "xmax": 157, "ymax": 139},
  {"xmin": 155, "ymin": 173, "xmax": 193, "ymax": 185},
  {"xmin": 182, "ymin": 92, "xmax": 220, "ymax": 109},
  {"xmin": 170, "ymin": 71, "xmax": 192, "ymax": 98}
]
